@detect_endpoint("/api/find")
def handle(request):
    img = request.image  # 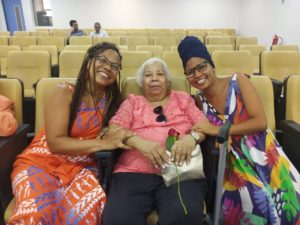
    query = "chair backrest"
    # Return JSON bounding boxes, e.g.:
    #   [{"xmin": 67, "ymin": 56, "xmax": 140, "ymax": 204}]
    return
[
  {"xmin": 153, "ymin": 36, "xmax": 177, "ymax": 50},
  {"xmin": 205, "ymin": 36, "xmax": 232, "ymax": 47},
  {"xmin": 93, "ymin": 36, "xmax": 121, "ymax": 45},
  {"xmin": 239, "ymin": 44, "xmax": 267, "ymax": 74},
  {"xmin": 285, "ymin": 75, "xmax": 300, "ymax": 123},
  {"xmin": 261, "ymin": 51, "xmax": 300, "ymax": 82},
  {"xmin": 125, "ymin": 36, "xmax": 148, "ymax": 50},
  {"xmin": 121, "ymin": 76, "xmax": 190, "ymax": 99},
  {"xmin": 271, "ymin": 45, "xmax": 299, "ymax": 52},
  {"xmin": 135, "ymin": 45, "xmax": 163, "ymax": 58},
  {"xmin": 0, "ymin": 31, "xmax": 10, "ymax": 36},
  {"xmin": 69, "ymin": 36, "xmax": 92, "ymax": 45},
  {"xmin": 235, "ymin": 36, "xmax": 257, "ymax": 49},
  {"xmin": 59, "ymin": 51, "xmax": 86, "ymax": 78},
  {"xmin": 111, "ymin": 30, "xmax": 127, "ymax": 36},
  {"xmin": 30, "ymin": 31, "xmax": 50, "ymax": 37},
  {"xmin": 120, "ymin": 51, "xmax": 152, "ymax": 85},
  {"xmin": 161, "ymin": 51, "xmax": 184, "ymax": 76},
  {"xmin": 37, "ymin": 36, "xmax": 66, "ymax": 52},
  {"xmin": 10, "ymin": 36, "xmax": 37, "ymax": 49},
  {"xmin": 27, "ymin": 45, "xmax": 59, "ymax": 65},
  {"xmin": 35, "ymin": 78, "xmax": 76, "ymax": 133},
  {"xmin": 63, "ymin": 45, "xmax": 91, "ymax": 52},
  {"xmin": 212, "ymin": 50, "xmax": 253, "ymax": 76},
  {"xmin": 6, "ymin": 51, "xmax": 51, "ymax": 97},
  {"xmin": 0, "ymin": 78, "xmax": 23, "ymax": 124},
  {"xmin": 13, "ymin": 31, "xmax": 29, "ymax": 37},
  {"xmin": 0, "ymin": 36, "xmax": 9, "ymax": 45},
  {"xmin": 206, "ymin": 44, "xmax": 234, "ymax": 56},
  {"xmin": 51, "ymin": 29, "xmax": 68, "ymax": 36},
  {"xmin": 249, "ymin": 75, "xmax": 276, "ymax": 133},
  {"xmin": 0, "ymin": 46, "xmax": 22, "ymax": 76}
]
